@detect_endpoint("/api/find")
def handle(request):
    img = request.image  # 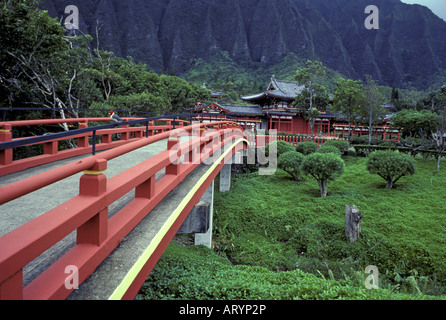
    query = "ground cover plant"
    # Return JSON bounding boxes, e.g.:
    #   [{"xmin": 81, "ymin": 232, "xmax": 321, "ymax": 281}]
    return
[{"xmin": 139, "ymin": 155, "xmax": 446, "ymax": 299}]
